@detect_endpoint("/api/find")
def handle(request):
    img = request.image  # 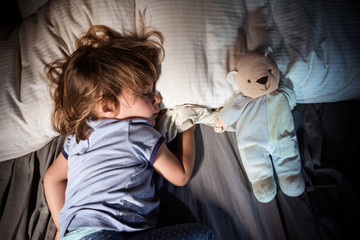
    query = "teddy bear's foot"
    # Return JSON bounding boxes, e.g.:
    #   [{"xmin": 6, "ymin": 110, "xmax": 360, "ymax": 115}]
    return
[
  {"xmin": 252, "ymin": 177, "xmax": 277, "ymax": 203},
  {"xmin": 277, "ymin": 173, "xmax": 305, "ymax": 197}
]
